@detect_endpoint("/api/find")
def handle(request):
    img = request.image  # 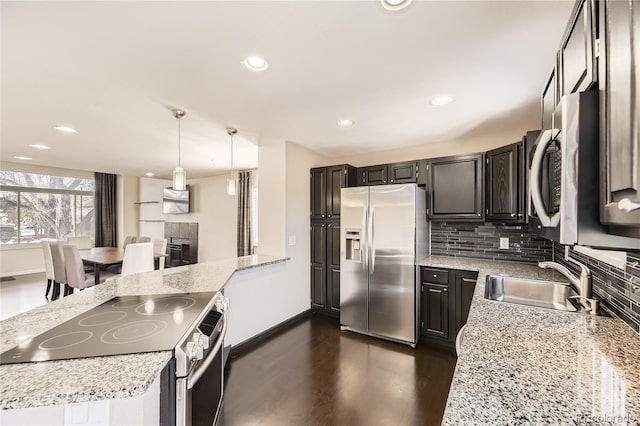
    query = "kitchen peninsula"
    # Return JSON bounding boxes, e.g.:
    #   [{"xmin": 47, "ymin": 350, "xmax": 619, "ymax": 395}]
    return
[{"xmin": 0, "ymin": 255, "xmax": 288, "ymax": 422}]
